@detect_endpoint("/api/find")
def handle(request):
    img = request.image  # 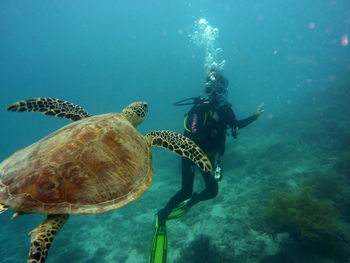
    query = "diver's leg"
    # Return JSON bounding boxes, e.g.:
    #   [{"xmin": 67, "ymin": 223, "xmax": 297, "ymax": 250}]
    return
[
  {"xmin": 189, "ymin": 169, "xmax": 218, "ymax": 207},
  {"xmin": 149, "ymin": 158, "xmax": 195, "ymax": 263},
  {"xmin": 157, "ymin": 157, "xmax": 195, "ymax": 225}
]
